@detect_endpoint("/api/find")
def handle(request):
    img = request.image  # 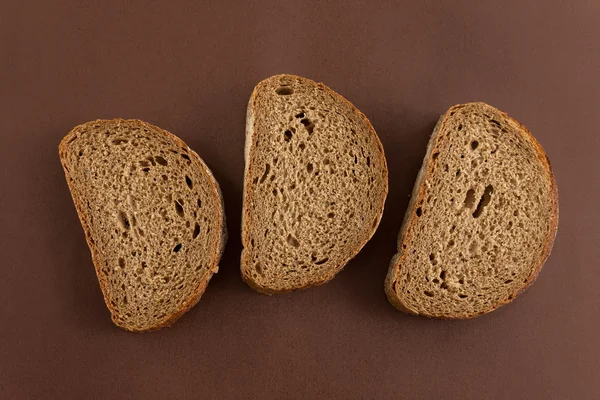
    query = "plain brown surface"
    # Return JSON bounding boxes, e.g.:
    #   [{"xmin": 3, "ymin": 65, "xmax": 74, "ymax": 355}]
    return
[{"xmin": 1, "ymin": 1, "xmax": 598, "ymax": 398}]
